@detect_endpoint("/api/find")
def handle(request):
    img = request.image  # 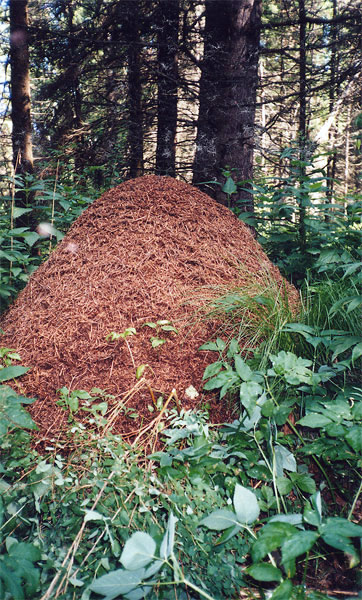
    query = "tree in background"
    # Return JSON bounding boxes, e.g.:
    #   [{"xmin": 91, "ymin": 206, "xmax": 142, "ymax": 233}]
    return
[
  {"xmin": 155, "ymin": 0, "xmax": 179, "ymax": 177},
  {"xmin": 123, "ymin": 0, "xmax": 145, "ymax": 178},
  {"xmin": 9, "ymin": 0, "xmax": 35, "ymax": 230},
  {"xmin": 192, "ymin": 0, "xmax": 262, "ymax": 209},
  {"xmin": 2, "ymin": 0, "xmax": 361, "ymax": 202},
  {"xmin": 257, "ymin": 0, "xmax": 362, "ymax": 195},
  {"xmin": 9, "ymin": 0, "xmax": 33, "ymax": 177}
]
